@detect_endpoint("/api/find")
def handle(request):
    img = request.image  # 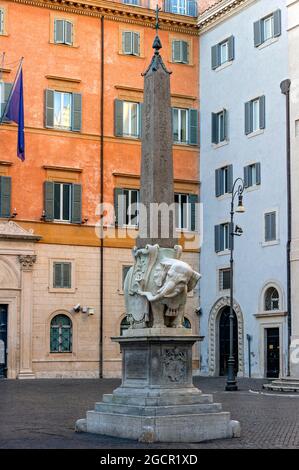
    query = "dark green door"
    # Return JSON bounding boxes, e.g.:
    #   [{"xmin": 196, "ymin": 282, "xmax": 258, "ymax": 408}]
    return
[
  {"xmin": 219, "ymin": 307, "xmax": 238, "ymax": 376},
  {"xmin": 0, "ymin": 305, "xmax": 8, "ymax": 378},
  {"xmin": 266, "ymin": 328, "xmax": 280, "ymax": 378}
]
